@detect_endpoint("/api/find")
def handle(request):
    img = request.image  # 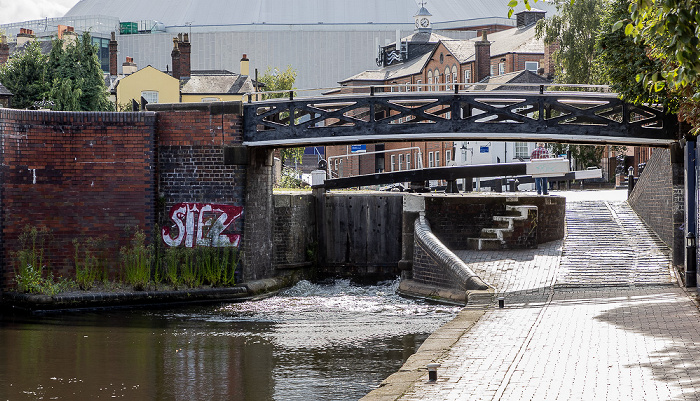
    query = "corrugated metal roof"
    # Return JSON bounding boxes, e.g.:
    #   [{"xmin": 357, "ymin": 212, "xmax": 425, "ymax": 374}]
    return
[{"xmin": 64, "ymin": 0, "xmax": 557, "ymax": 29}]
